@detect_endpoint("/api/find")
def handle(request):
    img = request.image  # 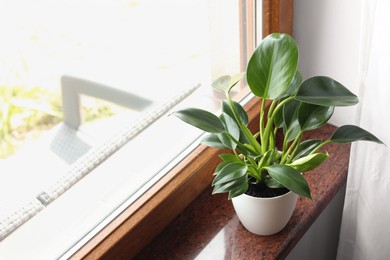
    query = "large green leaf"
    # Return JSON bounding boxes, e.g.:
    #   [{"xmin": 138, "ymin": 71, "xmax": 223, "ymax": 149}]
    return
[
  {"xmin": 265, "ymin": 165, "xmax": 311, "ymax": 199},
  {"xmin": 279, "ymin": 70, "xmax": 303, "ymax": 99},
  {"xmin": 212, "ymin": 73, "xmax": 245, "ymax": 95},
  {"xmin": 330, "ymin": 125, "xmax": 383, "ymax": 144},
  {"xmin": 298, "ymin": 103, "xmax": 334, "ymax": 131},
  {"xmin": 288, "ymin": 153, "xmax": 329, "ymax": 172},
  {"xmin": 246, "ymin": 33, "xmax": 298, "ymax": 99},
  {"xmin": 173, "ymin": 108, "xmax": 225, "ymax": 133},
  {"xmin": 296, "ymin": 76, "xmax": 359, "ymax": 106},
  {"xmin": 200, "ymin": 134, "xmax": 228, "ymax": 149}
]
